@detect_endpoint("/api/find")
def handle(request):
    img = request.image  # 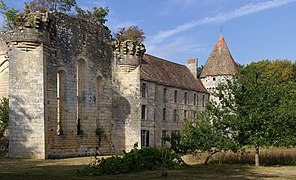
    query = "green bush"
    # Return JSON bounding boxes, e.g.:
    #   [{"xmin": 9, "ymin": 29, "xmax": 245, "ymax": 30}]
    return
[
  {"xmin": 0, "ymin": 97, "xmax": 8, "ymax": 137},
  {"xmin": 76, "ymin": 146, "xmax": 187, "ymax": 176}
]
